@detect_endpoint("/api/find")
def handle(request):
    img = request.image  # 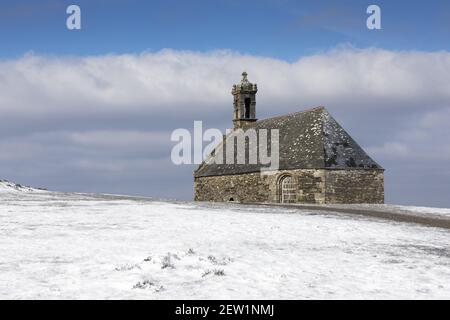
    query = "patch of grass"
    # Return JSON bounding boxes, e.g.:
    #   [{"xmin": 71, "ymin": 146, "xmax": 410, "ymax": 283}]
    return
[
  {"xmin": 202, "ymin": 269, "xmax": 225, "ymax": 277},
  {"xmin": 207, "ymin": 255, "xmax": 231, "ymax": 266},
  {"xmin": 207, "ymin": 255, "xmax": 217, "ymax": 264},
  {"xmin": 214, "ymin": 269, "xmax": 225, "ymax": 276},
  {"xmin": 132, "ymin": 279, "xmax": 164, "ymax": 292},
  {"xmin": 114, "ymin": 263, "xmax": 141, "ymax": 271}
]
